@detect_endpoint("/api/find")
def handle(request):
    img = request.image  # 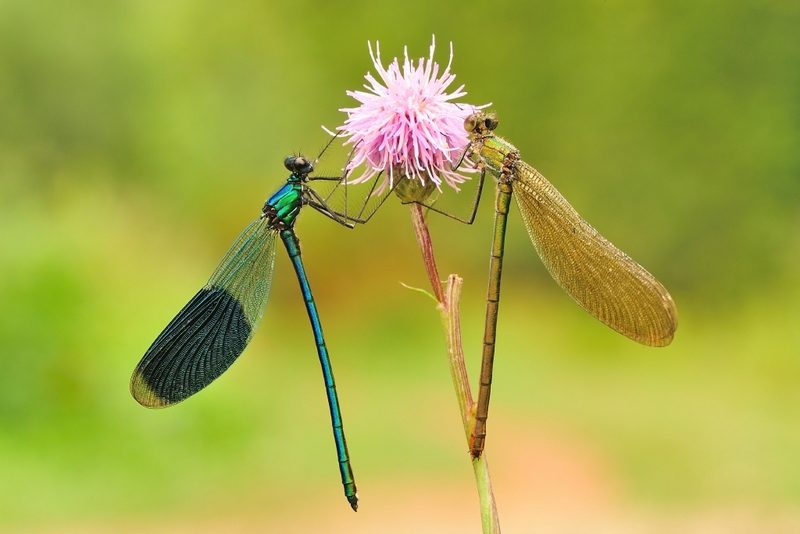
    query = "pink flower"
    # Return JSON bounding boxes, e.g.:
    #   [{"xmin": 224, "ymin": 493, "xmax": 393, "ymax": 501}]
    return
[{"xmin": 337, "ymin": 36, "xmax": 484, "ymax": 192}]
